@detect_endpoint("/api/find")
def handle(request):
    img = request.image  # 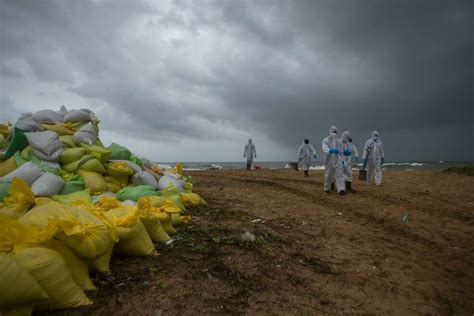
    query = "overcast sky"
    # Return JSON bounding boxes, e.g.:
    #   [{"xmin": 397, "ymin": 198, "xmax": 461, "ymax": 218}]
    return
[{"xmin": 1, "ymin": 0, "xmax": 472, "ymax": 162}]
